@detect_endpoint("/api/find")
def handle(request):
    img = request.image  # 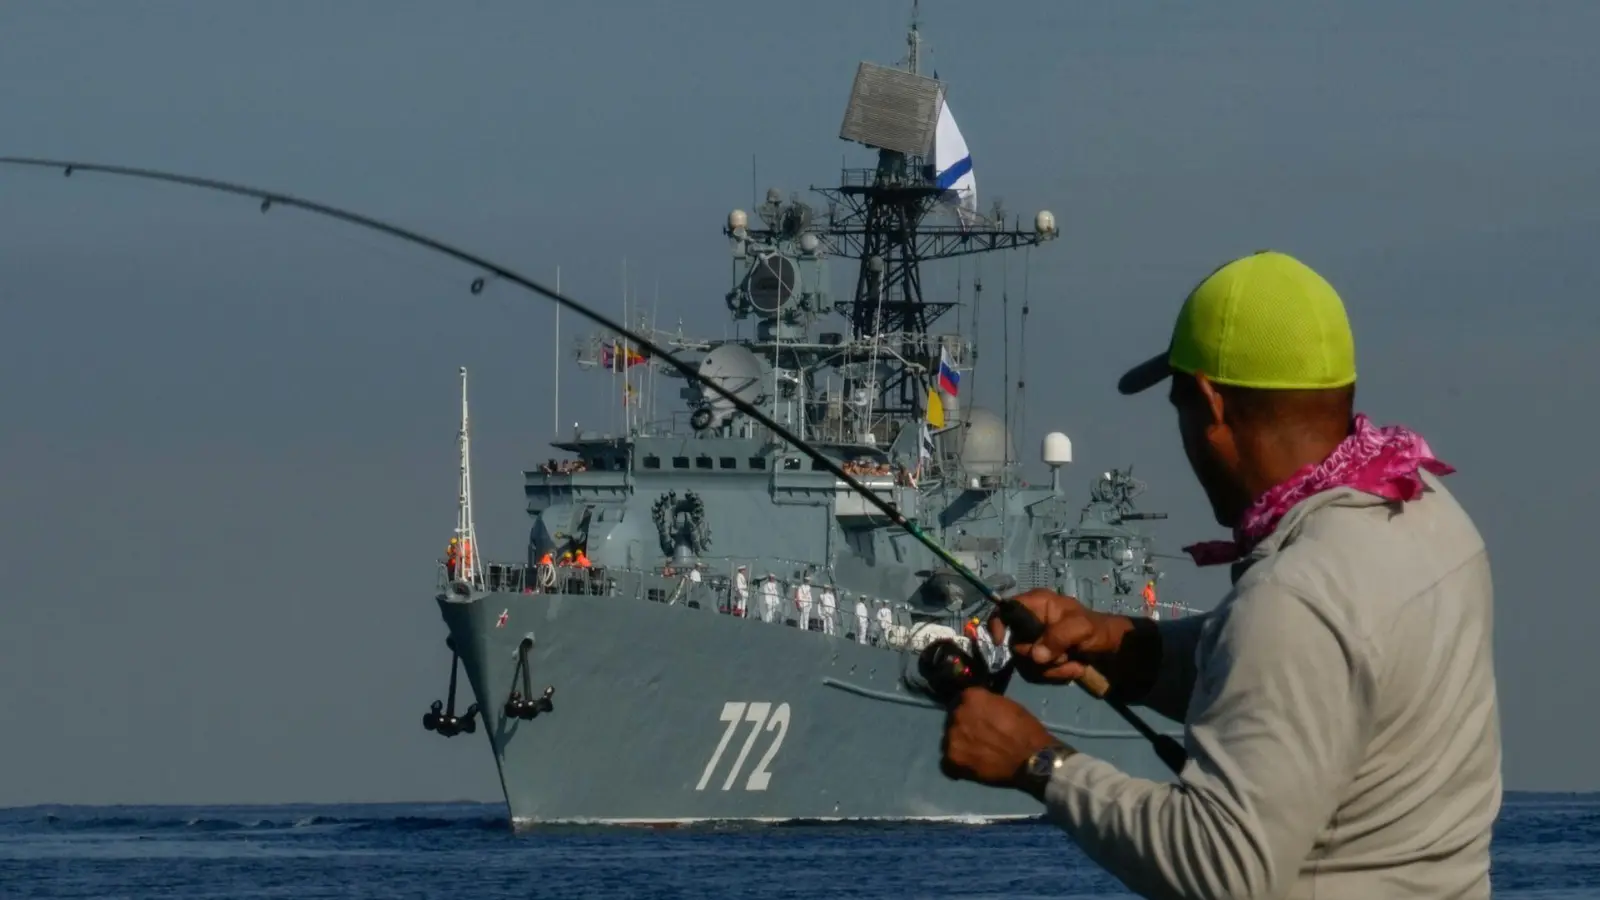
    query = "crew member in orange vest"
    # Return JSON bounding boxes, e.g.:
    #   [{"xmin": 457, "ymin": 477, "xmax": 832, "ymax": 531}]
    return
[
  {"xmin": 1142, "ymin": 580, "xmax": 1158, "ymax": 618},
  {"xmin": 574, "ymin": 549, "xmax": 593, "ymax": 568},
  {"xmin": 445, "ymin": 537, "xmax": 459, "ymax": 580}
]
